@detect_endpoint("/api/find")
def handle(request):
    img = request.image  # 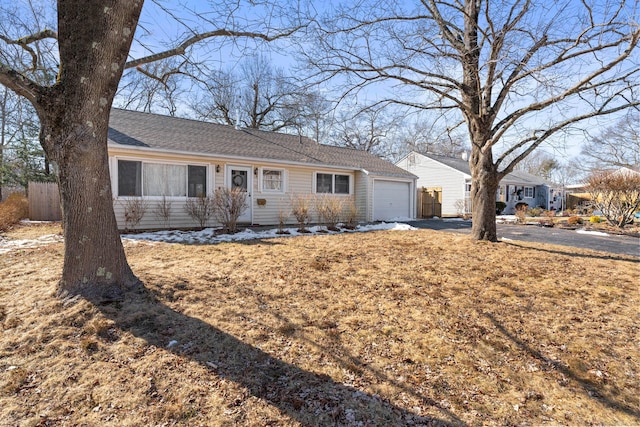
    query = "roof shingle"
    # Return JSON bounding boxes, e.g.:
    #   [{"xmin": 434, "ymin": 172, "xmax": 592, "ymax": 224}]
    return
[{"xmin": 108, "ymin": 109, "xmax": 415, "ymax": 178}]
